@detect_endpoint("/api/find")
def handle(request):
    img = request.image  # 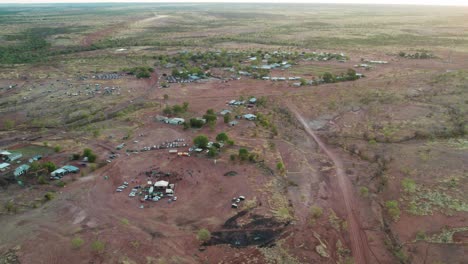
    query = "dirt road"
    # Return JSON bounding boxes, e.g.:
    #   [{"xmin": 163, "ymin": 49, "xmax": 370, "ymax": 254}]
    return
[{"xmin": 289, "ymin": 105, "xmax": 370, "ymax": 264}]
